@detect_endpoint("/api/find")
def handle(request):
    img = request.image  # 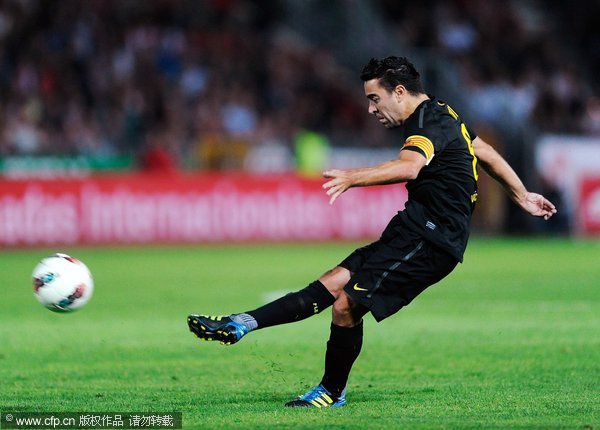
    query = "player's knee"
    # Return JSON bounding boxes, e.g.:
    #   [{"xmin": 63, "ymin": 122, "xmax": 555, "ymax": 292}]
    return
[
  {"xmin": 332, "ymin": 292, "xmax": 366, "ymax": 327},
  {"xmin": 332, "ymin": 292, "xmax": 354, "ymax": 322},
  {"xmin": 319, "ymin": 266, "xmax": 351, "ymax": 298}
]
